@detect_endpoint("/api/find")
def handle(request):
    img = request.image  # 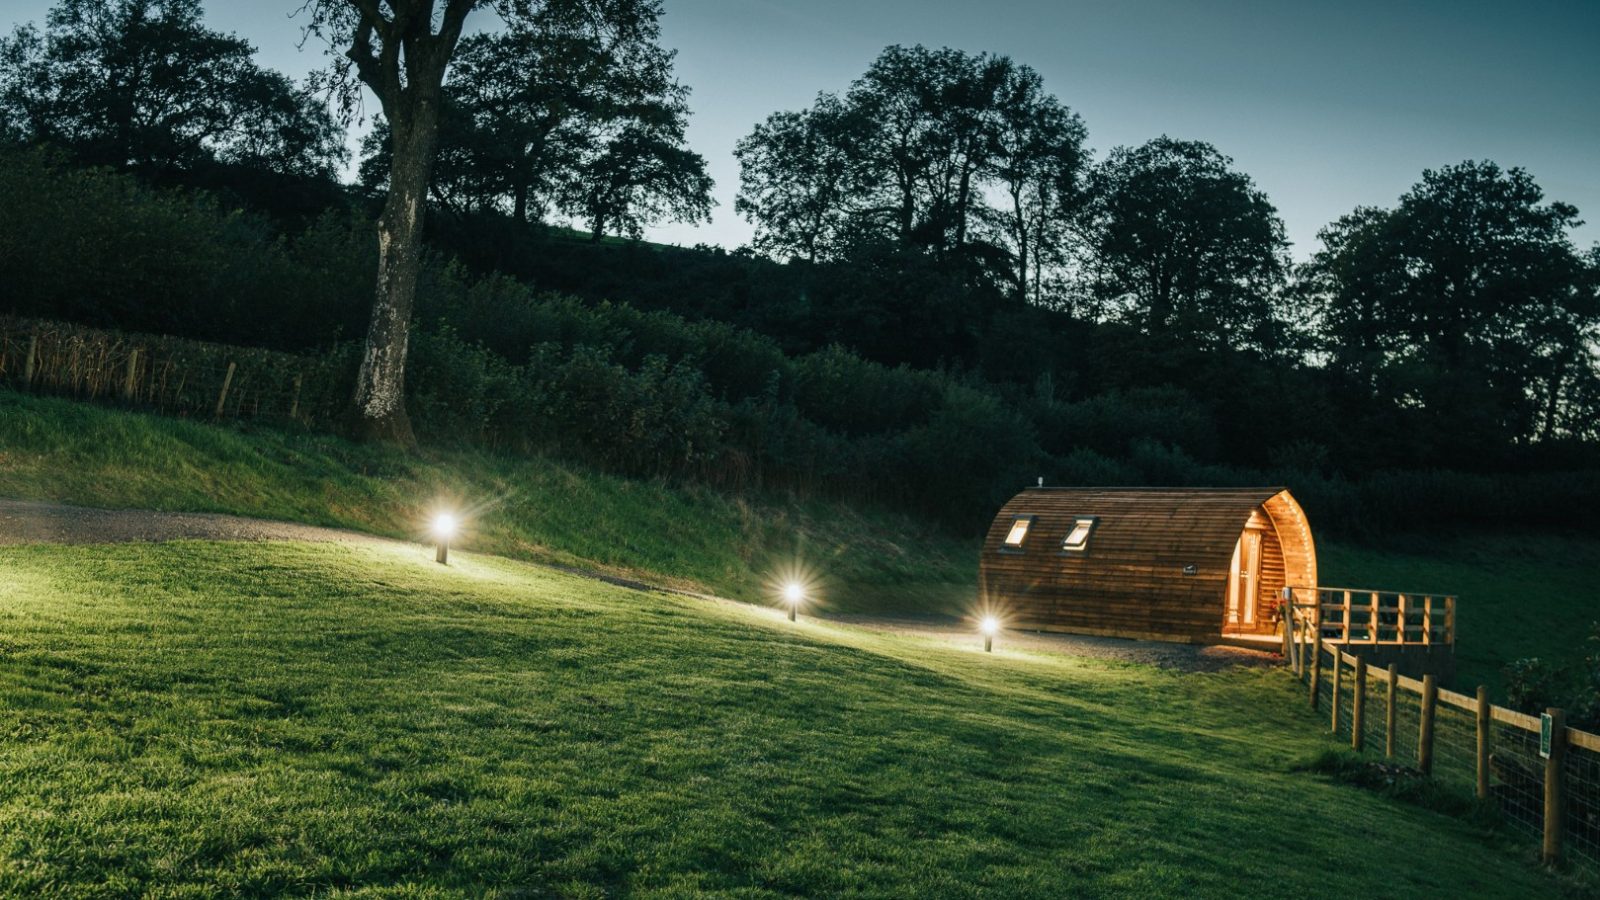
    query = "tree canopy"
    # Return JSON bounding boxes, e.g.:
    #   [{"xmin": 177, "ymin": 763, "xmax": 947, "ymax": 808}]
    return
[{"xmin": 0, "ymin": 0, "xmax": 344, "ymax": 178}]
